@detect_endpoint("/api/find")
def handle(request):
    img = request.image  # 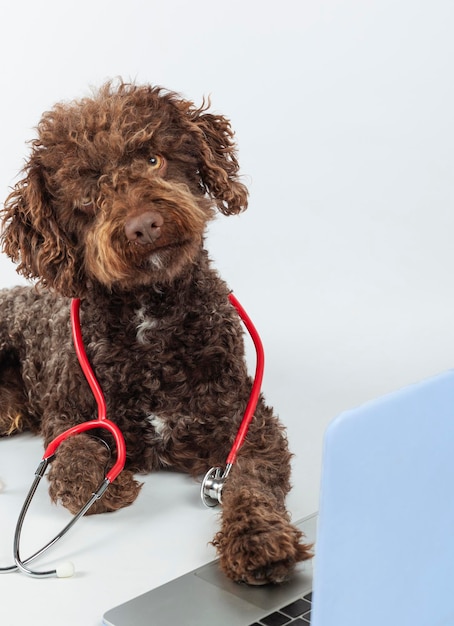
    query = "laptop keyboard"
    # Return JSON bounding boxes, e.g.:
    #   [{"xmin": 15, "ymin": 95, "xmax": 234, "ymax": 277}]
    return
[{"xmin": 248, "ymin": 592, "xmax": 312, "ymax": 625}]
